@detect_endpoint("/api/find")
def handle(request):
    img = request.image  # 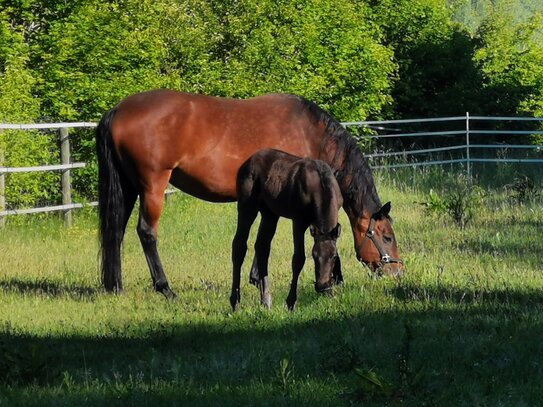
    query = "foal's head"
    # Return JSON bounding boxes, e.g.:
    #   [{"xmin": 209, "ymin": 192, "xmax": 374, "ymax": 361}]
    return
[{"xmin": 310, "ymin": 223, "xmax": 342, "ymax": 293}]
